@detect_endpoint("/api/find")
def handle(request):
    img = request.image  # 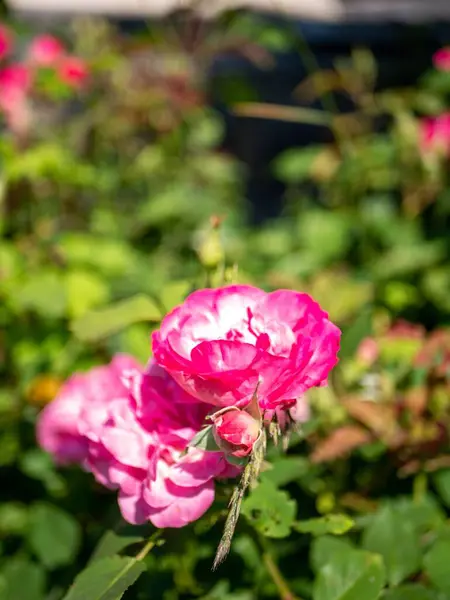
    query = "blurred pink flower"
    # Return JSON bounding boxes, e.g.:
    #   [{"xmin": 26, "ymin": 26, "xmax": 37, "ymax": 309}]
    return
[
  {"xmin": 0, "ymin": 25, "xmax": 12, "ymax": 61},
  {"xmin": 357, "ymin": 337, "xmax": 380, "ymax": 366},
  {"xmin": 57, "ymin": 56, "xmax": 88, "ymax": 88},
  {"xmin": 212, "ymin": 408, "xmax": 260, "ymax": 457},
  {"xmin": 420, "ymin": 113, "xmax": 450, "ymax": 156},
  {"xmin": 264, "ymin": 396, "xmax": 310, "ymax": 431},
  {"xmin": 433, "ymin": 47, "xmax": 450, "ymax": 71},
  {"xmin": 28, "ymin": 34, "xmax": 65, "ymax": 67},
  {"xmin": 152, "ymin": 285, "xmax": 340, "ymax": 412},
  {"xmin": 0, "ymin": 63, "xmax": 33, "ymax": 134},
  {"xmin": 85, "ymin": 362, "xmax": 235, "ymax": 528},
  {"xmin": 386, "ymin": 320, "xmax": 425, "ymax": 340},
  {"xmin": 38, "ymin": 357, "xmax": 237, "ymax": 529},
  {"xmin": 36, "ymin": 354, "xmax": 140, "ymax": 465}
]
